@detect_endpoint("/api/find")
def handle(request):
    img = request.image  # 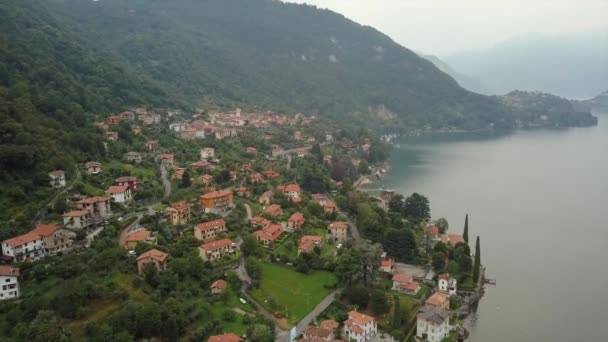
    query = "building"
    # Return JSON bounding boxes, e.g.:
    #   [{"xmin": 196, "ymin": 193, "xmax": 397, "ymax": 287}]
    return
[
  {"xmin": 298, "ymin": 235, "xmax": 322, "ymax": 255},
  {"xmin": 200, "ymin": 147, "xmax": 215, "ymax": 160},
  {"xmin": 278, "ymin": 183, "xmax": 301, "ymax": 201},
  {"xmin": 254, "ymin": 224, "xmax": 284, "ymax": 245},
  {"xmin": 302, "ymin": 326, "xmax": 333, "ymax": 341},
  {"xmin": 251, "ymin": 216, "xmax": 271, "ymax": 229},
  {"xmin": 263, "ymin": 170, "xmax": 280, "ymax": 179},
  {"xmin": 294, "ymin": 131, "xmax": 302, "ymax": 140},
  {"xmin": 424, "ymin": 226, "xmax": 441, "ymax": 243},
  {"xmin": 425, "ymin": 291, "xmax": 450, "ymax": 310},
  {"xmin": 49, "ymin": 170, "xmax": 66, "ymax": 188},
  {"xmin": 287, "ymin": 212, "xmax": 305, "ymax": 230},
  {"xmin": 137, "ymin": 249, "xmax": 169, "ymax": 274},
  {"xmin": 190, "ymin": 160, "xmax": 212, "ymax": 171},
  {"xmin": 124, "ymin": 229, "xmax": 156, "ymax": 250},
  {"xmin": 250, "ymin": 173, "xmax": 263, "ymax": 183},
  {"xmin": 195, "ymin": 219, "xmax": 227, "ymax": 241},
  {"xmin": 106, "ymin": 115, "xmax": 121, "ymax": 125},
  {"xmin": 438, "ymin": 273, "xmax": 457, "ymax": 296},
  {"xmin": 416, "ymin": 305, "xmax": 450, "ymax": 342},
  {"xmin": 208, "ymin": 333, "xmax": 243, "ymax": 342},
  {"xmin": 380, "ymin": 258, "xmax": 395, "ymax": 274},
  {"xmin": 30, "ymin": 224, "xmax": 74, "ymax": 255},
  {"xmin": 200, "ymin": 190, "xmax": 234, "ymax": 214},
  {"xmin": 327, "ymin": 221, "xmax": 348, "ymax": 242},
  {"xmin": 145, "ymin": 140, "xmax": 159, "ymax": 152},
  {"xmin": 259, "ymin": 190, "xmax": 273, "ymax": 205},
  {"xmin": 234, "ymin": 187, "xmax": 251, "ymax": 197},
  {"xmin": 165, "ymin": 201, "xmax": 192, "ymax": 225},
  {"xmin": 160, "ymin": 154, "xmax": 175, "ymax": 166},
  {"xmin": 320, "ymin": 319, "xmax": 339, "ymax": 333},
  {"xmin": 344, "ymin": 311, "xmax": 377, "ymax": 342},
  {"xmin": 105, "ymin": 131, "xmax": 119, "ymax": 142},
  {"xmin": 323, "ymin": 201, "xmax": 336, "ymax": 214},
  {"xmin": 106, "ymin": 185, "xmax": 132, "ymax": 203},
  {"xmin": 0, "ymin": 266, "xmax": 20, "ymax": 301},
  {"xmin": 123, "ymin": 152, "xmax": 143, "ymax": 164},
  {"xmin": 132, "ymin": 125, "xmax": 141, "ymax": 135},
  {"xmin": 1, "ymin": 232, "xmax": 45, "ymax": 262},
  {"xmin": 210, "ymin": 279, "xmax": 228, "ymax": 295},
  {"xmin": 63, "ymin": 210, "xmax": 93, "ymax": 230},
  {"xmin": 312, "ymin": 193, "xmax": 328, "ymax": 206},
  {"xmin": 323, "ymin": 155, "xmax": 332, "ymax": 165},
  {"xmin": 199, "ymin": 238, "xmax": 234, "ymax": 262},
  {"xmin": 77, "ymin": 196, "xmax": 111, "ymax": 219},
  {"xmin": 115, "ymin": 176, "xmax": 139, "ymax": 191},
  {"xmin": 264, "ymin": 204, "xmax": 282, "ymax": 217},
  {"xmin": 85, "ymin": 161, "xmax": 102, "ymax": 175},
  {"xmin": 392, "ymin": 273, "xmax": 420, "ymax": 295},
  {"xmin": 441, "ymin": 234, "xmax": 466, "ymax": 246}
]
